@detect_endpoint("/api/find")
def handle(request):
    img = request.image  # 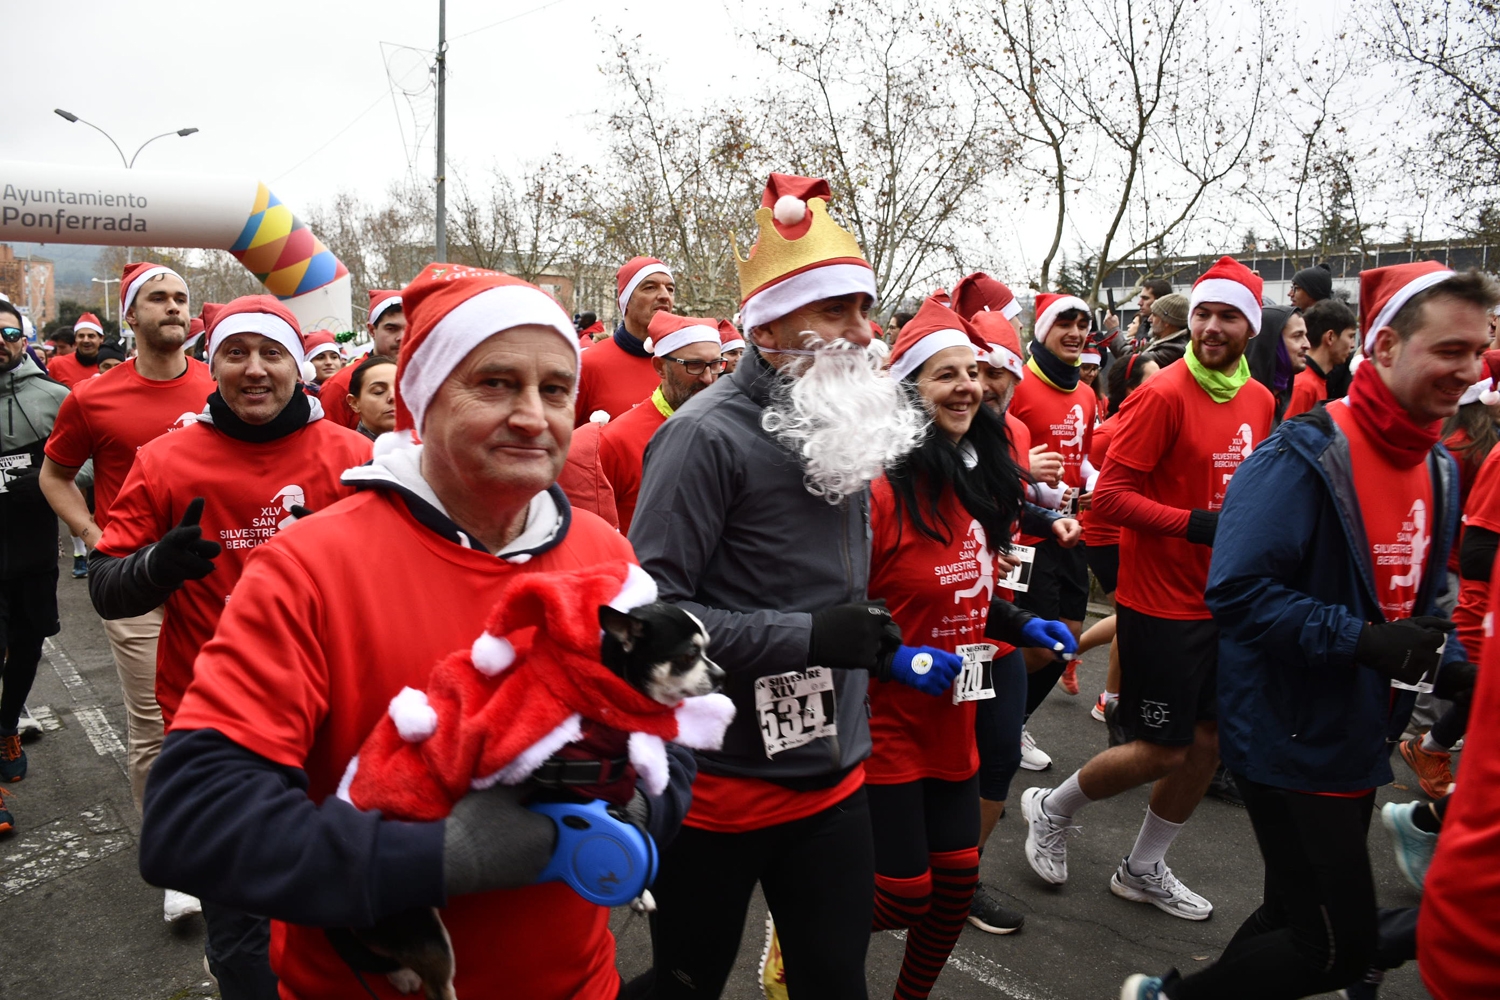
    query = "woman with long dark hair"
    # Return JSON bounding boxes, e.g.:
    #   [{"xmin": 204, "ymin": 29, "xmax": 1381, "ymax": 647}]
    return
[{"xmin": 865, "ymin": 297, "xmax": 1075, "ymax": 999}]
